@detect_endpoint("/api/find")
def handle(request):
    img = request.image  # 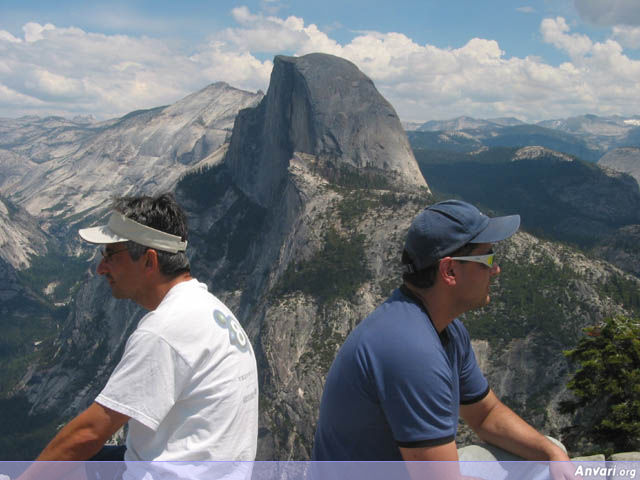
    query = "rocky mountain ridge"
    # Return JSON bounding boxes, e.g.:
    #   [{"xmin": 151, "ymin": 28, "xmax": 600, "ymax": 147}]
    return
[
  {"xmin": 414, "ymin": 116, "xmax": 525, "ymax": 132},
  {"xmin": 407, "ymin": 114, "xmax": 640, "ymax": 163},
  {"xmin": 0, "ymin": 82, "xmax": 262, "ymax": 229},
  {"xmin": 538, "ymin": 114, "xmax": 640, "ymax": 141},
  {"xmin": 511, "ymin": 146, "xmax": 575, "ymax": 162}
]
